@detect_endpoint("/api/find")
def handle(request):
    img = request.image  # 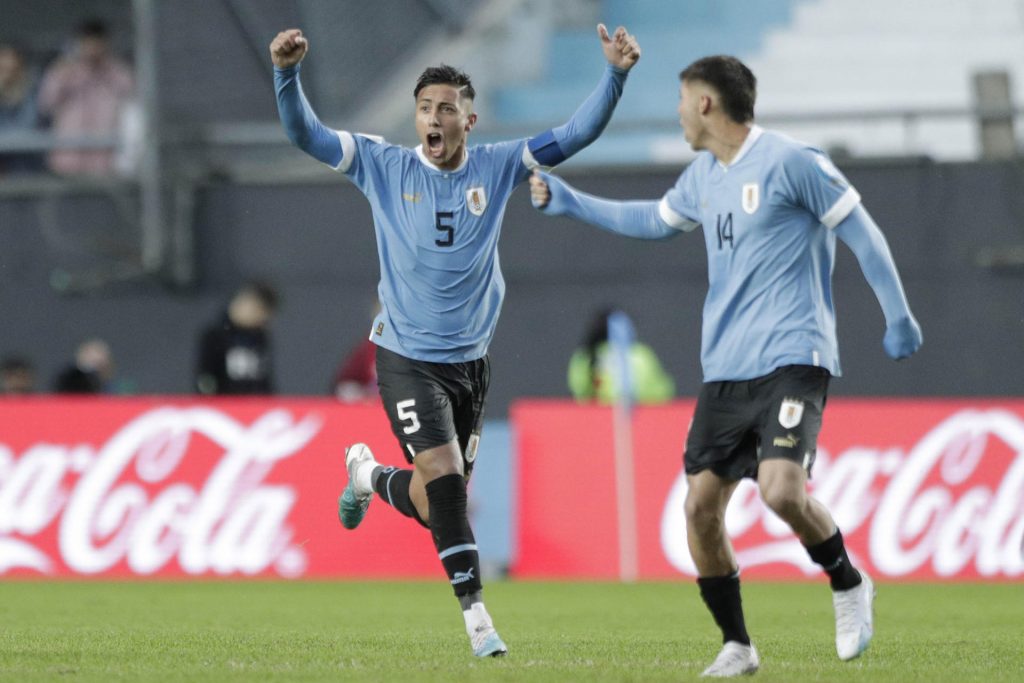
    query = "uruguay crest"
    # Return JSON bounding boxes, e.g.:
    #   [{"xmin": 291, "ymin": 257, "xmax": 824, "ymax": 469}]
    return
[
  {"xmin": 742, "ymin": 182, "xmax": 759, "ymax": 214},
  {"xmin": 466, "ymin": 186, "xmax": 487, "ymax": 216},
  {"xmin": 778, "ymin": 397, "xmax": 804, "ymax": 429}
]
